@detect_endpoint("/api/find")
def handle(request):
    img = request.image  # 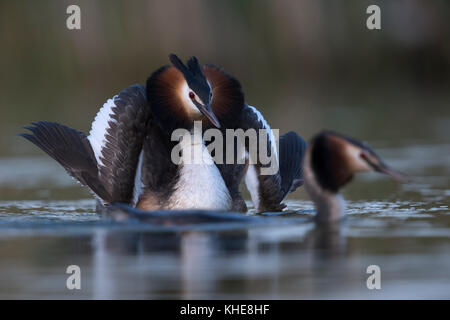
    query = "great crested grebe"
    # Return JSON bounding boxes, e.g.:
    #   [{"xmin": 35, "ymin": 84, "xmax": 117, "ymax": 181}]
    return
[
  {"xmin": 199, "ymin": 65, "xmax": 307, "ymax": 212},
  {"xmin": 303, "ymin": 131, "xmax": 406, "ymax": 223},
  {"xmin": 21, "ymin": 54, "xmax": 306, "ymax": 213},
  {"xmin": 21, "ymin": 55, "xmax": 233, "ymax": 211}
]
